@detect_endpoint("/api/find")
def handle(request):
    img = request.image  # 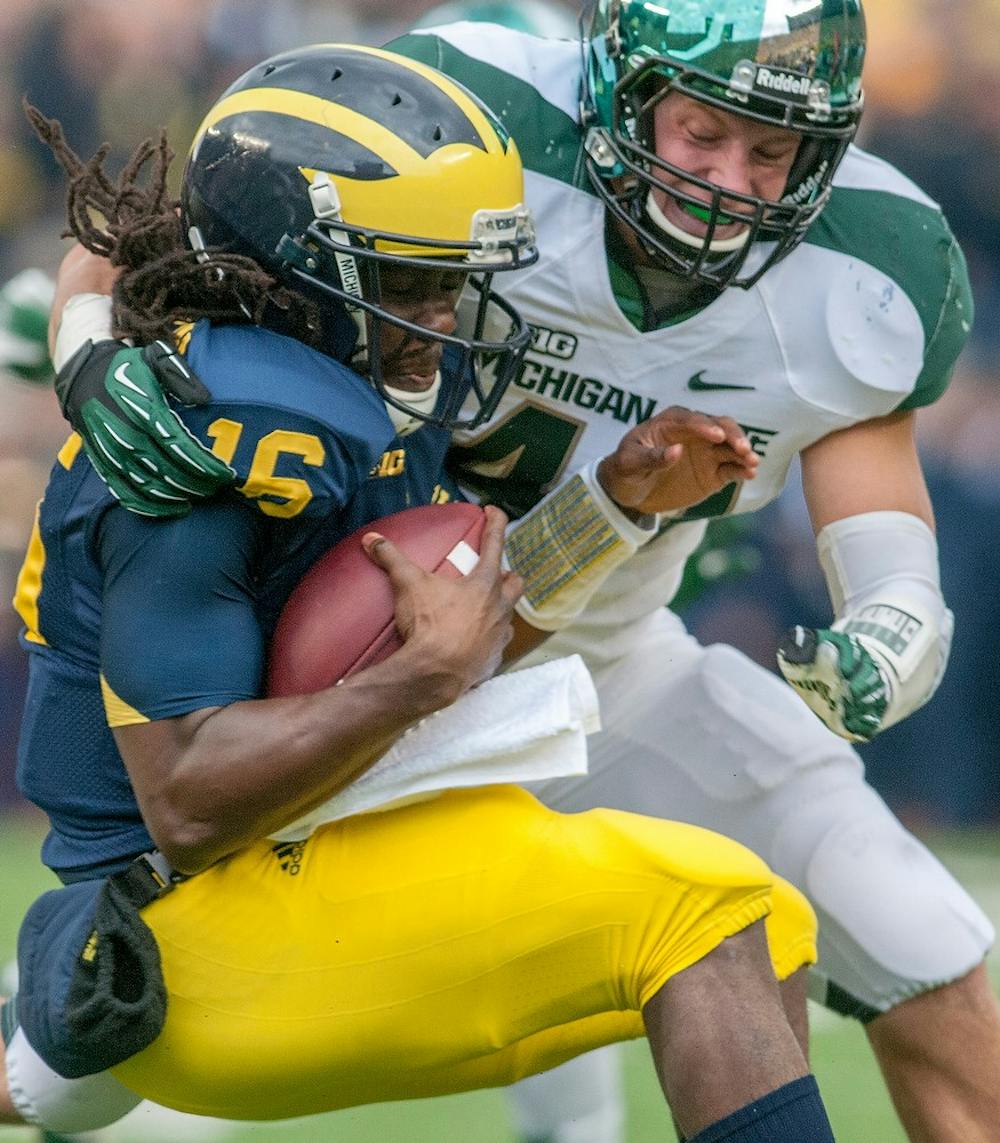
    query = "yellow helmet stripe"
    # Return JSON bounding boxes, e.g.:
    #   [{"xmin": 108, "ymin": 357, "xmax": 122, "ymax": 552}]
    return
[
  {"xmin": 191, "ymin": 44, "xmax": 505, "ymax": 166},
  {"xmin": 191, "ymin": 87, "xmax": 425, "ymax": 173}
]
